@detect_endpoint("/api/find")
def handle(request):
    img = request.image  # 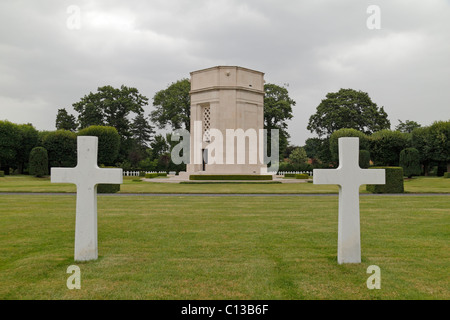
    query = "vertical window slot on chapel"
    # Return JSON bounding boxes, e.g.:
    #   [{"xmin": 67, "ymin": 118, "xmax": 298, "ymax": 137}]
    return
[{"xmin": 202, "ymin": 105, "xmax": 211, "ymax": 143}]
